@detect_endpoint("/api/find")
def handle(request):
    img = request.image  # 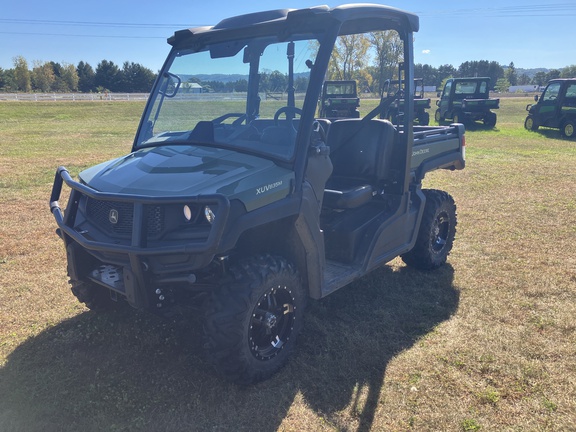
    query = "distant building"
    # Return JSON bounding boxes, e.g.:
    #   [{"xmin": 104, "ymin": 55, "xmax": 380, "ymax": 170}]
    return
[
  {"xmin": 181, "ymin": 82, "xmax": 203, "ymax": 93},
  {"xmin": 508, "ymin": 85, "xmax": 539, "ymax": 93},
  {"xmin": 418, "ymin": 85, "xmax": 437, "ymax": 93}
]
